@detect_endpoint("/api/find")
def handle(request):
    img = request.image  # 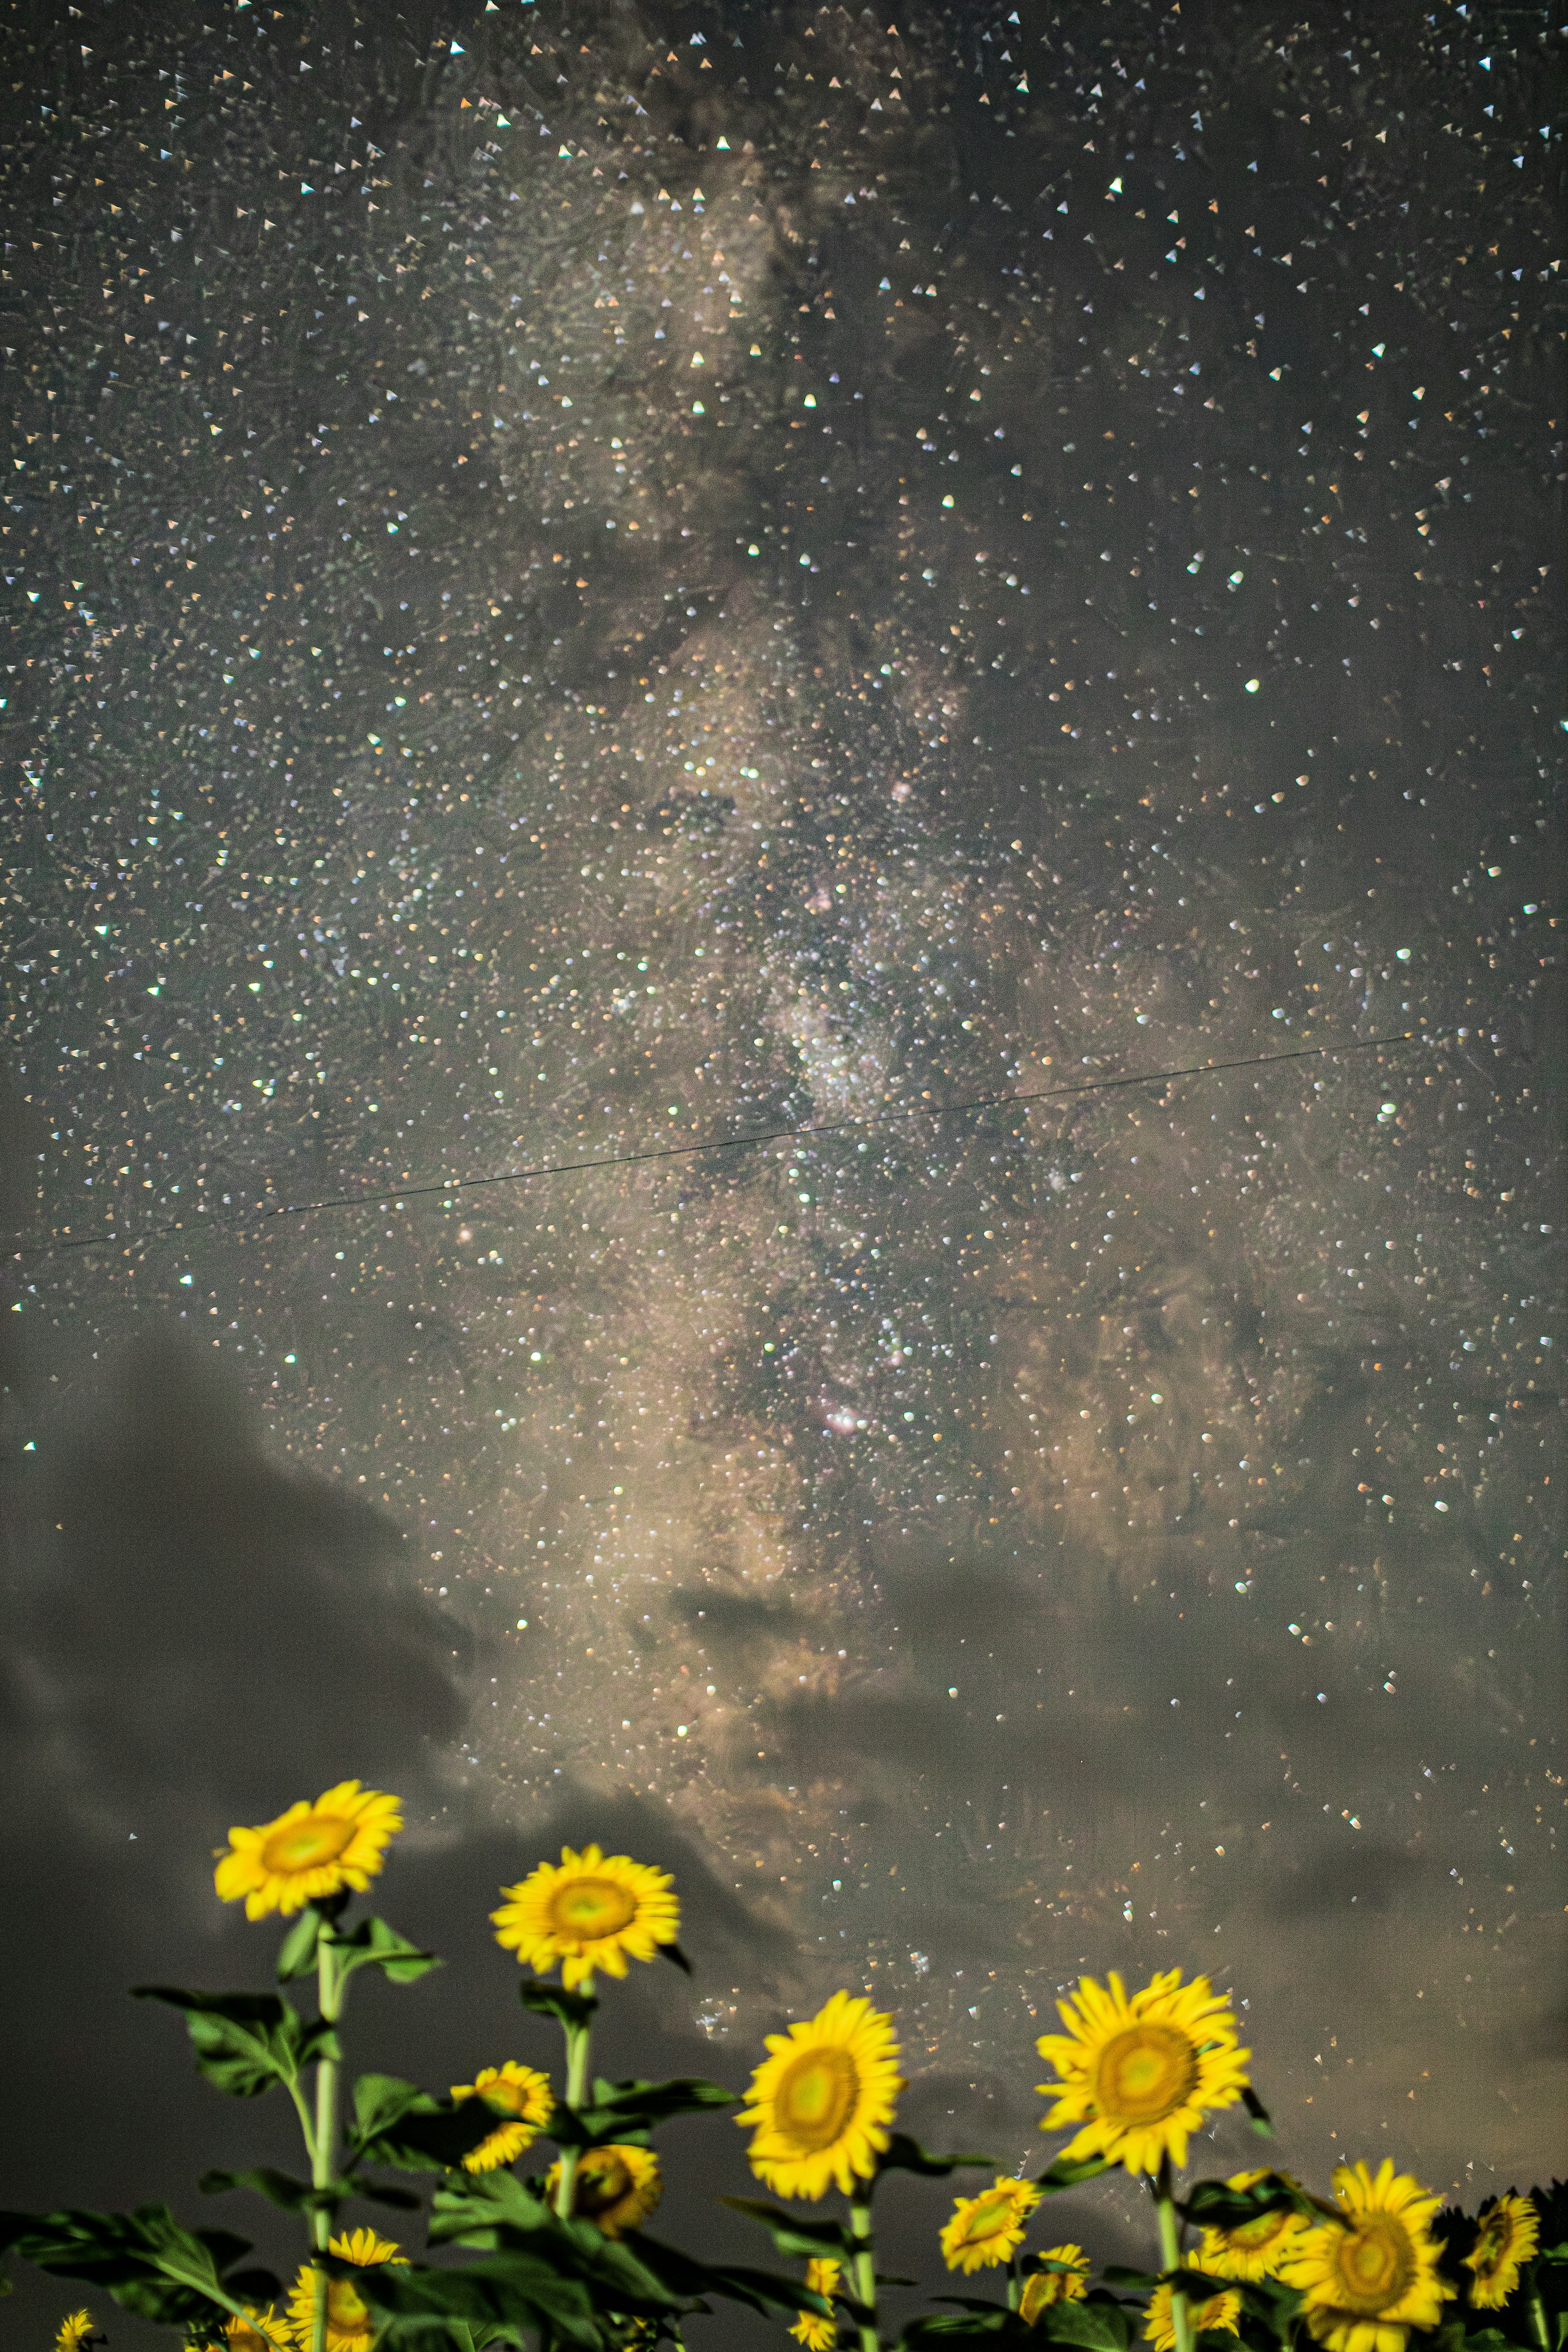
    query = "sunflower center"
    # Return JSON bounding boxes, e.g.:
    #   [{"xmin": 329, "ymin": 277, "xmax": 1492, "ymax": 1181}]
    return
[
  {"xmin": 546, "ymin": 1875, "xmax": 639, "ymax": 1940},
  {"xmin": 579, "ymin": 2154, "xmax": 634, "ymax": 2213},
  {"xmin": 1473, "ymin": 2216, "xmax": 1507, "ymax": 2272},
  {"xmin": 962, "ymin": 2192, "xmax": 1021, "ymax": 2246},
  {"xmin": 325, "ymin": 2276, "xmax": 372, "ymax": 2334},
  {"xmin": 1093, "ymin": 2024, "xmax": 1199, "ymax": 2123},
  {"xmin": 1331, "ymin": 2220, "xmax": 1414, "ymax": 2314},
  {"xmin": 261, "ymin": 1810, "xmax": 356, "ymax": 1876},
  {"xmin": 772, "ymin": 2047, "xmax": 862, "ymax": 2153}
]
